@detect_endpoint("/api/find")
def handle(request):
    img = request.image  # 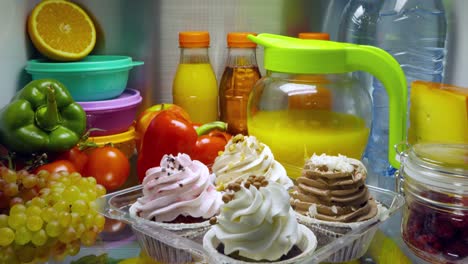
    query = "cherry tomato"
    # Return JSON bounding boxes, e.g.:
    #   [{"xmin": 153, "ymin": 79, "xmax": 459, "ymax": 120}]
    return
[
  {"xmin": 209, "ymin": 130, "xmax": 232, "ymax": 142},
  {"xmin": 36, "ymin": 160, "xmax": 77, "ymax": 174},
  {"xmin": 192, "ymin": 131, "xmax": 231, "ymax": 166},
  {"xmin": 56, "ymin": 146, "xmax": 89, "ymax": 173},
  {"xmin": 83, "ymin": 146, "xmax": 130, "ymax": 191}
]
